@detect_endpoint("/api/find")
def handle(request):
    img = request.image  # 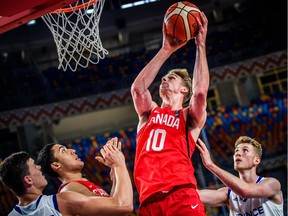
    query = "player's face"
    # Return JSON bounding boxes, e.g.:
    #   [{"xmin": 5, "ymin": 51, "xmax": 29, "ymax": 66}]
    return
[
  {"xmin": 233, "ymin": 143, "xmax": 259, "ymax": 171},
  {"xmin": 159, "ymin": 73, "xmax": 184, "ymax": 97},
  {"xmin": 52, "ymin": 144, "xmax": 84, "ymax": 171},
  {"xmin": 27, "ymin": 158, "xmax": 48, "ymax": 189}
]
